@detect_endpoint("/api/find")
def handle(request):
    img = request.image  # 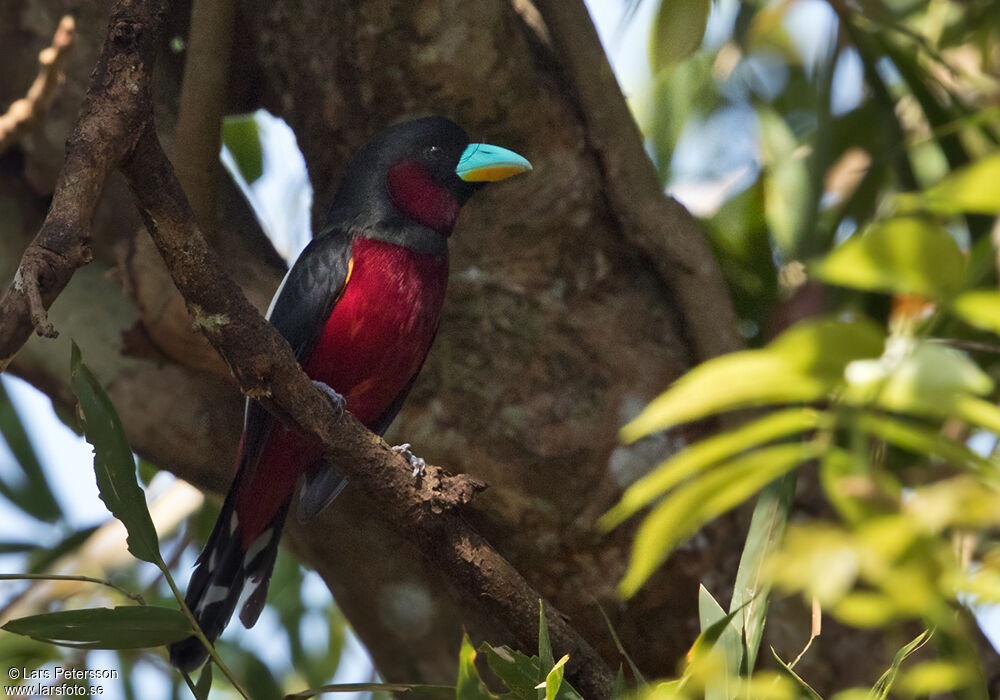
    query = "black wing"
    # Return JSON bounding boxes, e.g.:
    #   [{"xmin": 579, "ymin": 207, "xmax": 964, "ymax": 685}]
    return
[{"xmin": 239, "ymin": 228, "xmax": 354, "ymax": 481}]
